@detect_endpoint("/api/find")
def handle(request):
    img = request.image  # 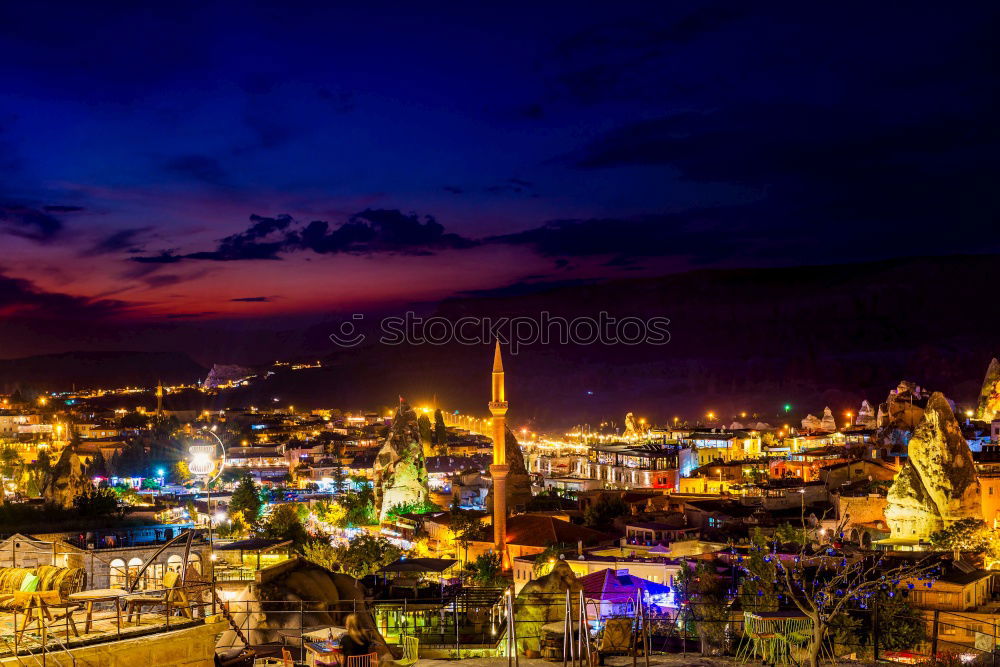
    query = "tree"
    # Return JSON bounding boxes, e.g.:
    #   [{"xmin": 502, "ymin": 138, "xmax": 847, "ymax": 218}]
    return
[
  {"xmin": 0, "ymin": 447, "xmax": 21, "ymax": 492},
  {"xmin": 930, "ymin": 518, "xmax": 996, "ymax": 554},
  {"xmin": 74, "ymin": 486, "xmax": 126, "ymax": 519},
  {"xmin": 341, "ymin": 482, "xmax": 377, "ymax": 526},
  {"xmin": 26, "ymin": 449, "xmax": 52, "ymax": 496},
  {"xmin": 333, "ymin": 533, "xmax": 403, "ymax": 579},
  {"xmin": 738, "ymin": 529, "xmax": 780, "ymax": 612},
  {"xmin": 314, "ymin": 500, "xmax": 348, "ymax": 528},
  {"xmin": 417, "ymin": 415, "xmax": 433, "ymax": 456},
  {"xmin": 449, "ymin": 502, "xmax": 481, "ymax": 568},
  {"xmin": 583, "ymin": 494, "xmax": 629, "ymax": 528},
  {"xmin": 532, "ymin": 545, "xmax": 561, "ymax": 577},
  {"xmin": 89, "ymin": 449, "xmax": 109, "ymax": 478},
  {"xmin": 676, "ymin": 561, "xmax": 731, "ymax": 655},
  {"xmin": 467, "ymin": 552, "xmax": 505, "ymax": 587},
  {"xmin": 260, "ymin": 503, "xmax": 308, "ymax": 547},
  {"xmin": 433, "ymin": 409, "xmax": 447, "ymax": 449},
  {"xmin": 230, "ymin": 474, "xmax": 263, "ymax": 524},
  {"xmin": 738, "ymin": 520, "xmax": 941, "ymax": 667},
  {"xmin": 218, "ymin": 510, "xmax": 250, "ymax": 539},
  {"xmin": 172, "ymin": 460, "xmax": 192, "ymax": 484},
  {"xmin": 303, "ymin": 540, "xmax": 340, "ymax": 572}
]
